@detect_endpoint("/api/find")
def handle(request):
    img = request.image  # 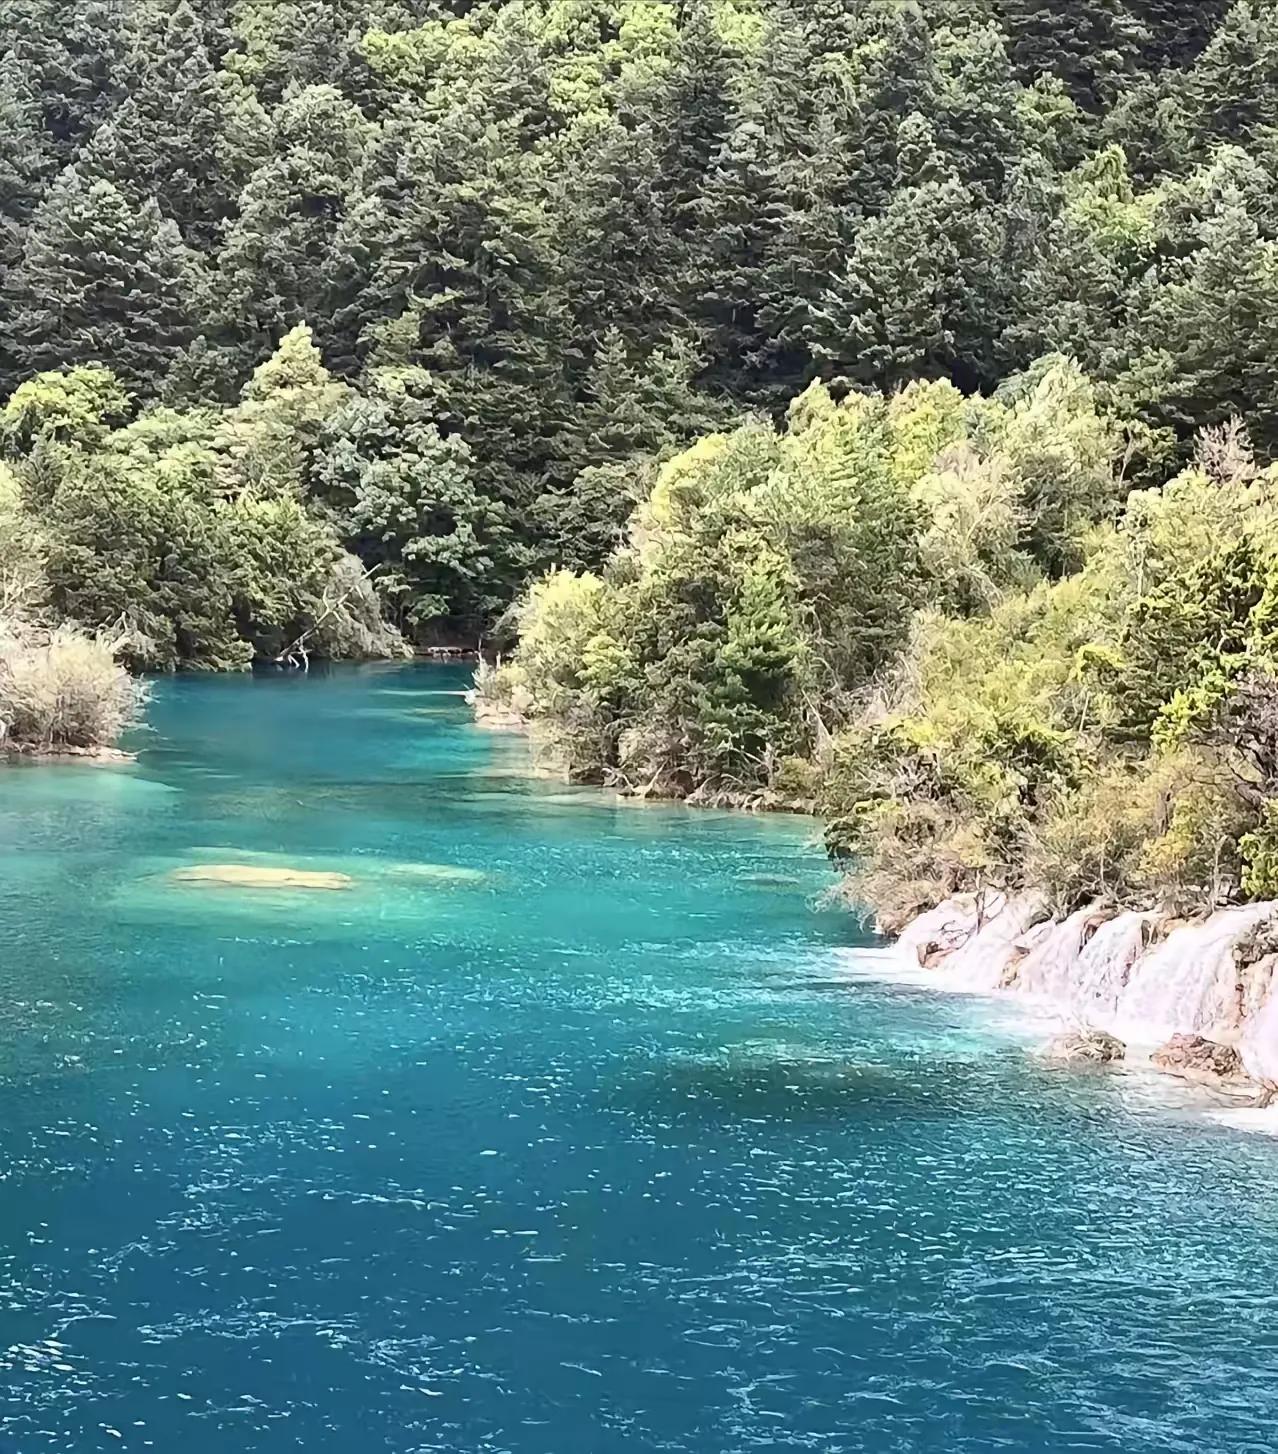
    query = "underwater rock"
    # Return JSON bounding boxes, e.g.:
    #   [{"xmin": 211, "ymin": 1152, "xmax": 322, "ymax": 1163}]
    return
[
  {"xmin": 171, "ymin": 864, "xmax": 354, "ymax": 891},
  {"xmin": 387, "ymin": 862, "xmax": 487, "ymax": 885},
  {"xmin": 1150, "ymin": 1033, "xmax": 1247, "ymax": 1086},
  {"xmin": 5, "ymin": 743, "xmax": 135, "ymax": 763},
  {"xmin": 1040, "ymin": 1029, "xmax": 1126, "ymax": 1065}
]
